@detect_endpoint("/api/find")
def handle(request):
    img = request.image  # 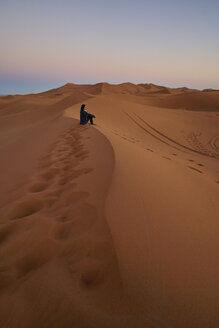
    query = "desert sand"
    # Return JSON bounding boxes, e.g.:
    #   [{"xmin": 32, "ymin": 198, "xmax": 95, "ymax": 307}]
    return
[{"xmin": 0, "ymin": 82, "xmax": 219, "ymax": 328}]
